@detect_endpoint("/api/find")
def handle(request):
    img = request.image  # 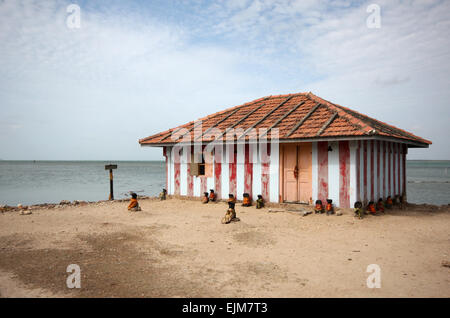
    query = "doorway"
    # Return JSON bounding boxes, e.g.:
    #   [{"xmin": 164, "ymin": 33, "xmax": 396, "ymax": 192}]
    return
[{"xmin": 281, "ymin": 143, "xmax": 312, "ymax": 203}]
